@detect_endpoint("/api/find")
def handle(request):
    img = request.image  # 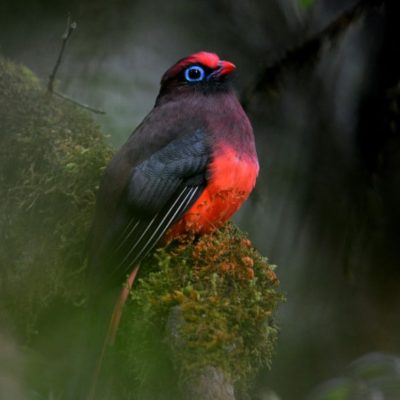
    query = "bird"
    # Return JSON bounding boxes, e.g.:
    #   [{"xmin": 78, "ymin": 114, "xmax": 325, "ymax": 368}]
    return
[
  {"xmin": 88, "ymin": 51, "xmax": 258, "ymax": 288},
  {"xmin": 85, "ymin": 52, "xmax": 259, "ymax": 391}
]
